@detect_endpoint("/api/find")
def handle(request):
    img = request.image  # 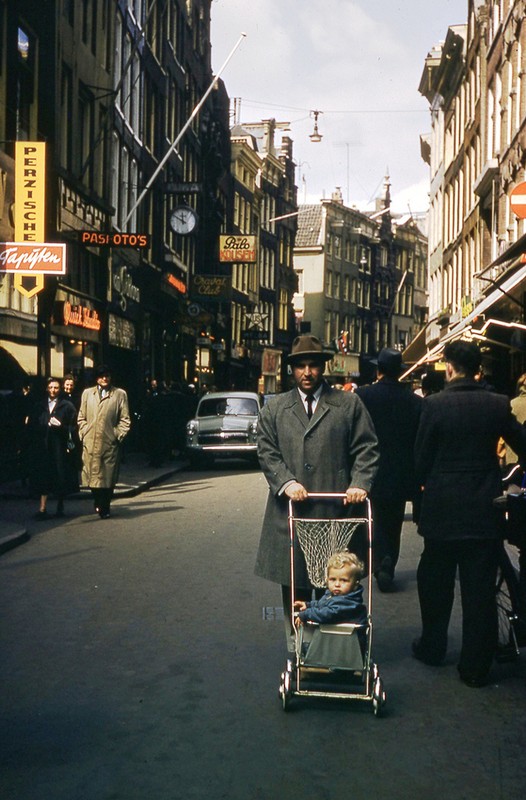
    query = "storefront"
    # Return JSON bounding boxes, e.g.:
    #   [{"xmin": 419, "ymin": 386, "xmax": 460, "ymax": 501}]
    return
[{"xmin": 50, "ymin": 287, "xmax": 103, "ymax": 385}]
